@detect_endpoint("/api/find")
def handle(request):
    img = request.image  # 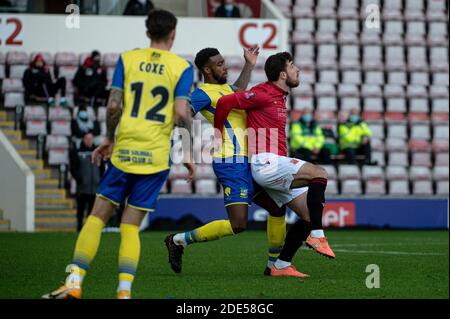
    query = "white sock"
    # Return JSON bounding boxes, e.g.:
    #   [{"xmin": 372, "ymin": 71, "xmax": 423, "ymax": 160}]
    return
[
  {"xmin": 117, "ymin": 280, "xmax": 132, "ymax": 292},
  {"xmin": 173, "ymin": 233, "xmax": 187, "ymax": 247},
  {"xmin": 66, "ymin": 273, "xmax": 82, "ymax": 287},
  {"xmin": 274, "ymin": 259, "xmax": 291, "ymax": 270},
  {"xmin": 310, "ymin": 229, "xmax": 325, "ymax": 238}
]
